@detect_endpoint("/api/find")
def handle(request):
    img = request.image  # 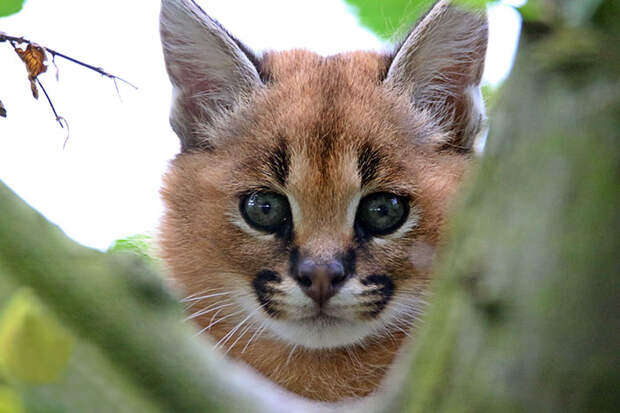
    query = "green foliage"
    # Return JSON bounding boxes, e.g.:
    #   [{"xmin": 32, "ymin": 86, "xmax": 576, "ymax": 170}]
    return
[
  {"xmin": 0, "ymin": 289, "xmax": 74, "ymax": 384},
  {"xmin": 344, "ymin": 0, "xmax": 488, "ymax": 40},
  {"xmin": 344, "ymin": 0, "xmax": 434, "ymax": 40},
  {"xmin": 0, "ymin": 0, "xmax": 25, "ymax": 18},
  {"xmin": 0, "ymin": 386, "xmax": 24, "ymax": 413},
  {"xmin": 108, "ymin": 233, "xmax": 155, "ymax": 262},
  {"xmin": 519, "ymin": 0, "xmax": 606, "ymax": 25}
]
